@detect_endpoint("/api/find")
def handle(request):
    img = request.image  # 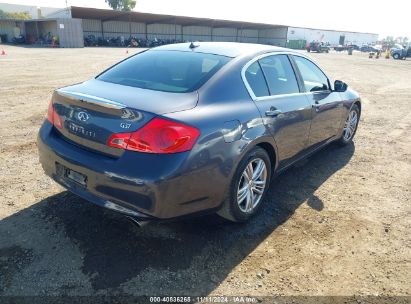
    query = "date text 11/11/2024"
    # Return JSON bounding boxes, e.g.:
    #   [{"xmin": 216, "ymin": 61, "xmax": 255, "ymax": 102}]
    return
[{"xmin": 149, "ymin": 296, "xmax": 258, "ymax": 303}]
